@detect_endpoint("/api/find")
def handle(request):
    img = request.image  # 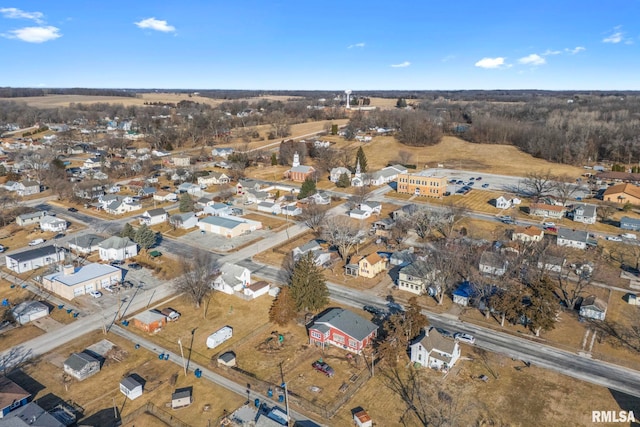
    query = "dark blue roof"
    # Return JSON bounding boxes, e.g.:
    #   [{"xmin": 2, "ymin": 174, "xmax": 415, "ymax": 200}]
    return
[{"xmin": 452, "ymin": 281, "xmax": 477, "ymax": 298}]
